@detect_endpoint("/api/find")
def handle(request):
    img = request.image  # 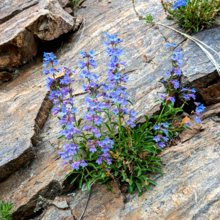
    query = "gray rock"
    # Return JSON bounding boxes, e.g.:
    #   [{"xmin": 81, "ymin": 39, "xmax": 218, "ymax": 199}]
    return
[{"xmin": 0, "ymin": 0, "xmax": 220, "ymax": 219}]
